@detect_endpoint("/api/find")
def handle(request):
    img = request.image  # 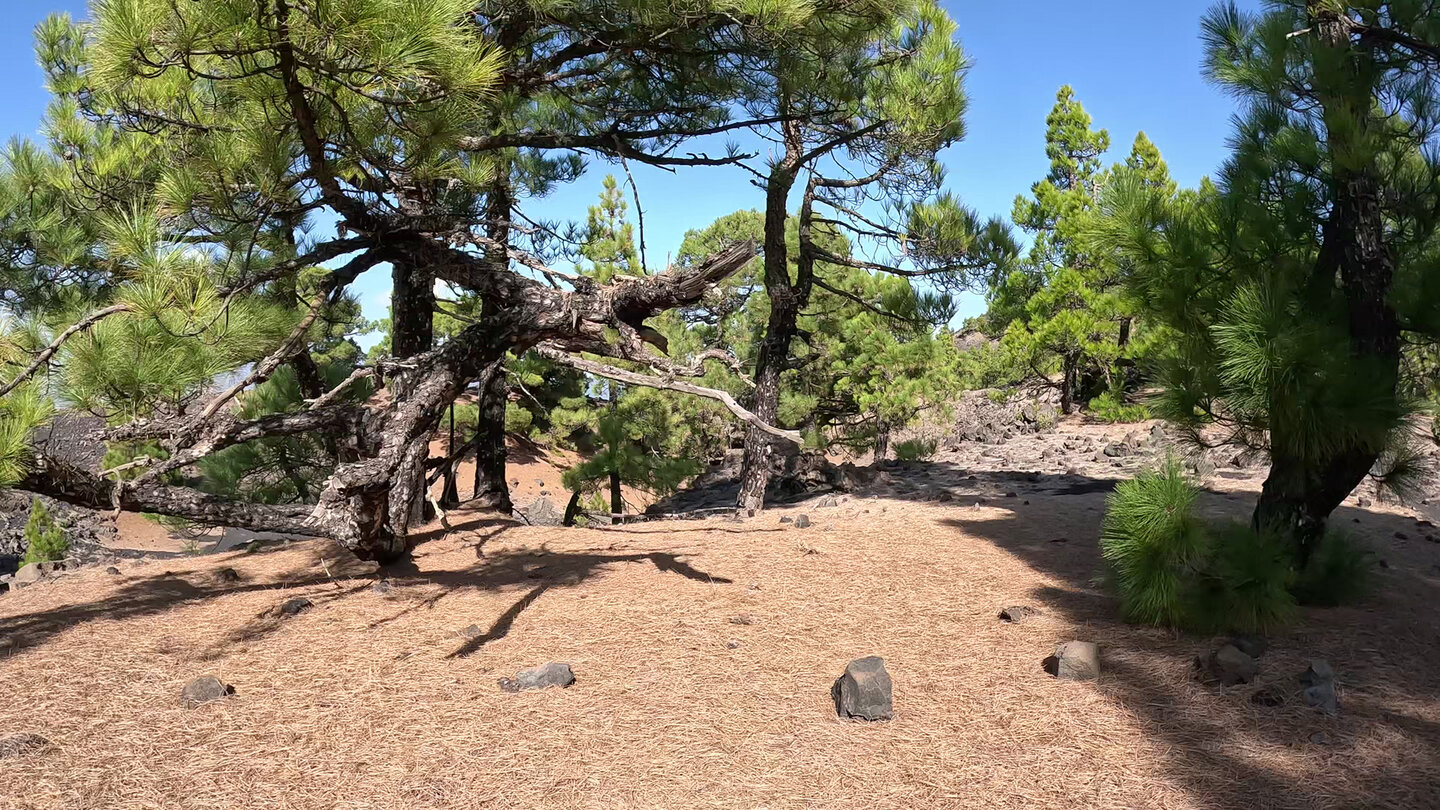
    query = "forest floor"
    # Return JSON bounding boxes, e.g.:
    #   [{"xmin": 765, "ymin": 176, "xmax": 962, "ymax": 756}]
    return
[{"xmin": 2, "ymin": 416, "xmax": 1440, "ymax": 809}]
